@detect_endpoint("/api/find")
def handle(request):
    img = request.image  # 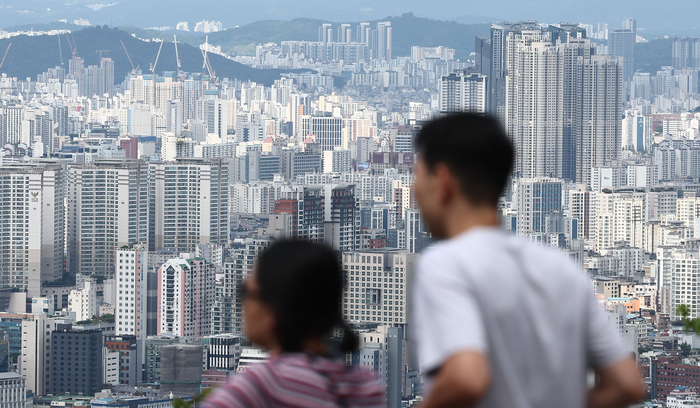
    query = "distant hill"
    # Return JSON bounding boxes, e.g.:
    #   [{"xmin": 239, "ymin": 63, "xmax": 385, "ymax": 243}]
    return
[
  {"xmin": 3, "ymin": 21, "xmax": 87, "ymax": 33},
  {"xmin": 635, "ymin": 38, "xmax": 672, "ymax": 74},
  {"xmin": 121, "ymin": 13, "xmax": 491, "ymax": 60},
  {"xmin": 0, "ymin": 26, "xmax": 309, "ymax": 86}
]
